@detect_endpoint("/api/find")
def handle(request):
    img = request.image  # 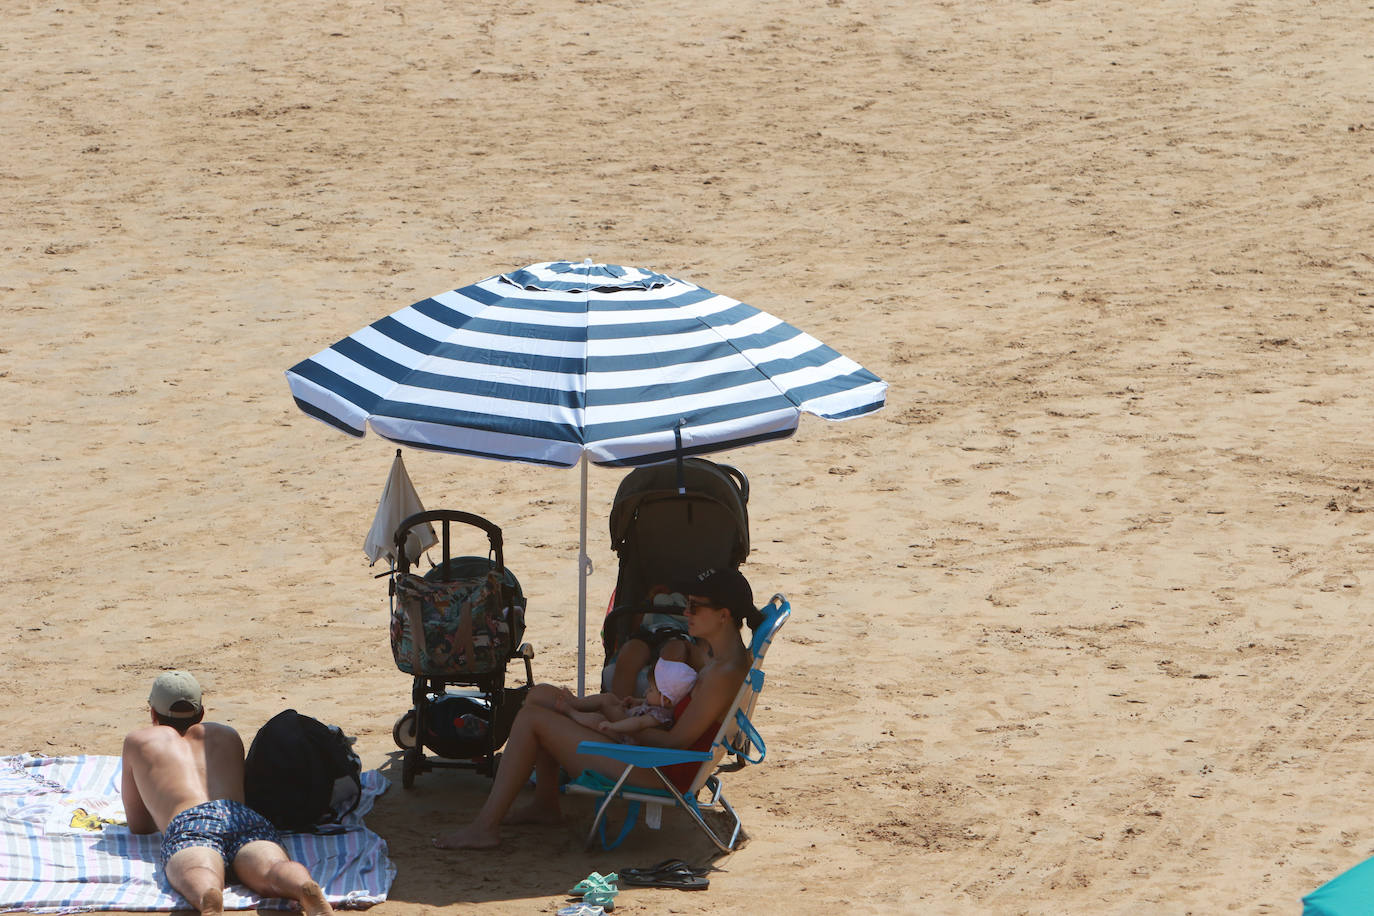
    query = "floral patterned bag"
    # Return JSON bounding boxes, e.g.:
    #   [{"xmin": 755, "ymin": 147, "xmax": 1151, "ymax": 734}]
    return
[{"xmin": 391, "ymin": 570, "xmax": 513, "ymax": 677}]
